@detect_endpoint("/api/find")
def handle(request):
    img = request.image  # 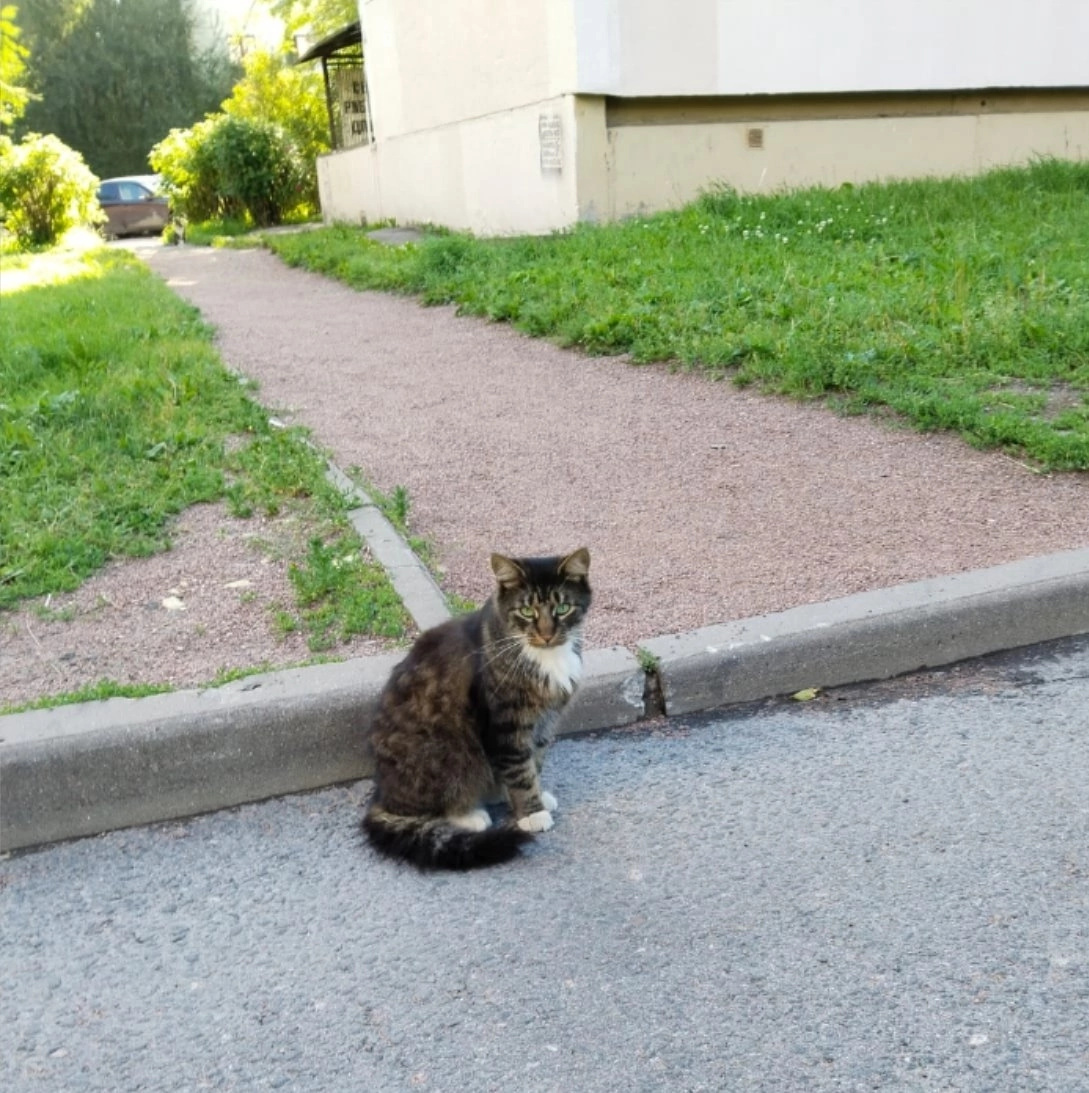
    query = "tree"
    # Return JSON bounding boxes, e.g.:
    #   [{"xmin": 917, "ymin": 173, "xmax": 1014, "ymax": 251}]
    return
[
  {"xmin": 19, "ymin": 0, "xmax": 238, "ymax": 179},
  {"xmin": 270, "ymin": 0, "xmax": 357, "ymax": 44},
  {"xmin": 222, "ymin": 46, "xmax": 328, "ymax": 175},
  {"xmin": 0, "ymin": 4, "xmax": 32, "ymax": 127}
]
